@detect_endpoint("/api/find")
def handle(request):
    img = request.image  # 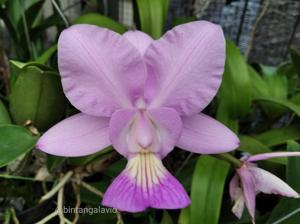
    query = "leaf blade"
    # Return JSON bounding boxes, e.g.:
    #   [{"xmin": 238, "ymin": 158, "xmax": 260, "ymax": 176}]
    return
[
  {"xmin": 190, "ymin": 155, "xmax": 230, "ymax": 224},
  {"xmin": 0, "ymin": 124, "xmax": 37, "ymax": 167}
]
